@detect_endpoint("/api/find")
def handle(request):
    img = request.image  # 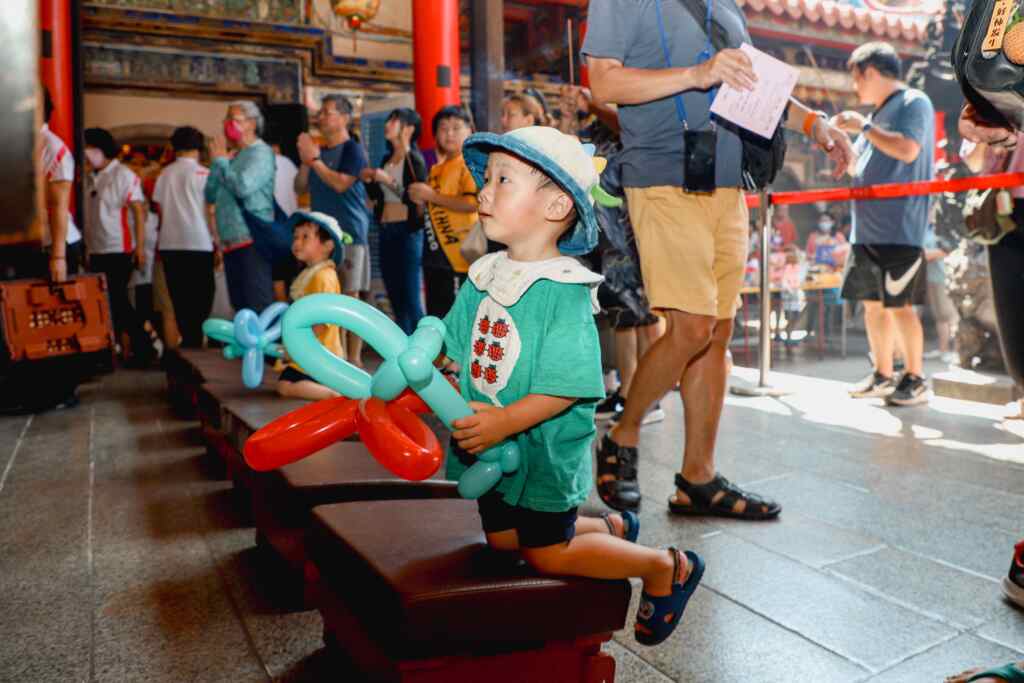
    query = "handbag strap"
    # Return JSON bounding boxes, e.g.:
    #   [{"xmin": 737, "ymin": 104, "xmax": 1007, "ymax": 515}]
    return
[{"xmin": 655, "ymin": 0, "xmax": 716, "ymax": 130}]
